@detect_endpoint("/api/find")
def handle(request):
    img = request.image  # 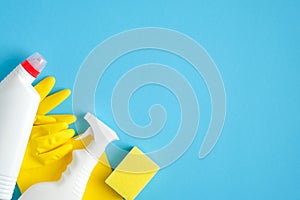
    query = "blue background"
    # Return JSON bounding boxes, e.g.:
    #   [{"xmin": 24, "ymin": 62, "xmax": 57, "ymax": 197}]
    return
[{"xmin": 0, "ymin": 0, "xmax": 299, "ymax": 199}]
